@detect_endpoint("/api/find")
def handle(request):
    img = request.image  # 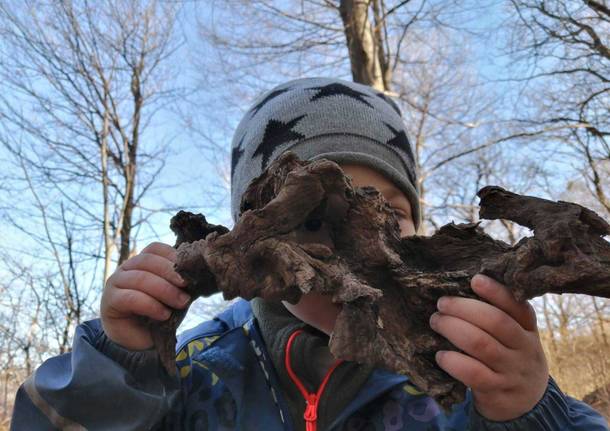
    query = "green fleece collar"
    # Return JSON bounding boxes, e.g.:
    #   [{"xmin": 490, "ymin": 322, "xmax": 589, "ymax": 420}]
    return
[{"xmin": 250, "ymin": 298, "xmax": 374, "ymax": 430}]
